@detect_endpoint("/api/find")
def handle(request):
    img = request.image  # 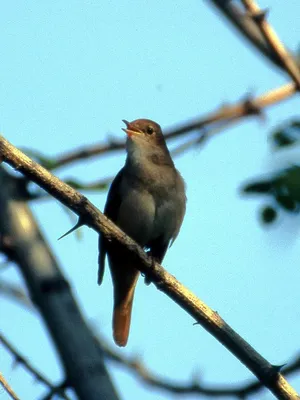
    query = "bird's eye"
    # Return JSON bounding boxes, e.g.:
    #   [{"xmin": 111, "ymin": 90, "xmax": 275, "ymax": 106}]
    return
[{"xmin": 146, "ymin": 126, "xmax": 154, "ymax": 135}]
